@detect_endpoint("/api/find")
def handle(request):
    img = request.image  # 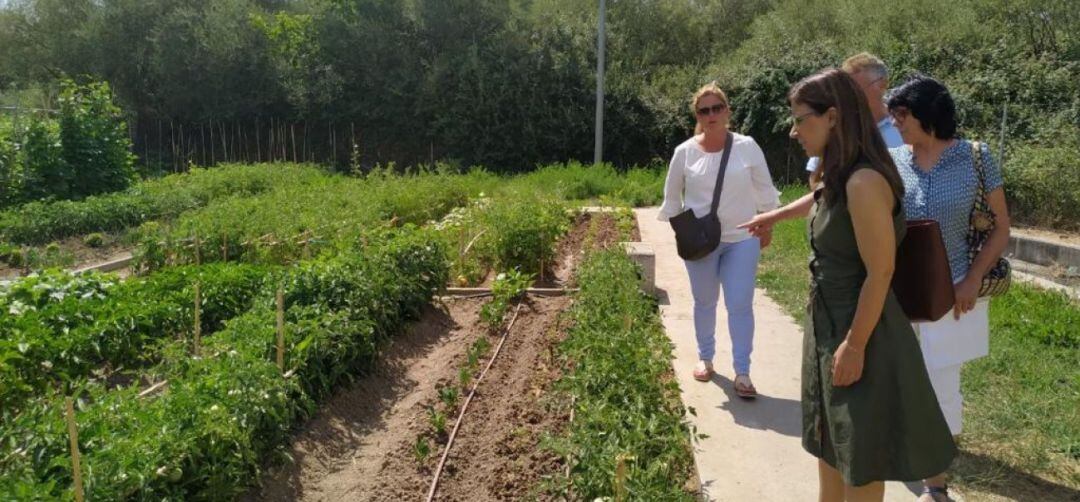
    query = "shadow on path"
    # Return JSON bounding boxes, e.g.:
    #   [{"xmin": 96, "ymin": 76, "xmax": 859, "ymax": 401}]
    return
[{"xmin": 711, "ymin": 374, "xmax": 803, "ymax": 438}]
